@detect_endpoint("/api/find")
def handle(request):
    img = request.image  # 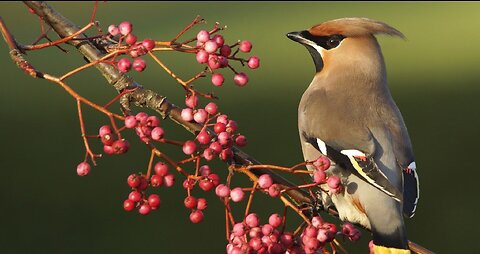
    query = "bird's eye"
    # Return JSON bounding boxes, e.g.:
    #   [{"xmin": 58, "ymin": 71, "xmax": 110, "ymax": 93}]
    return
[{"xmin": 326, "ymin": 35, "xmax": 344, "ymax": 49}]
